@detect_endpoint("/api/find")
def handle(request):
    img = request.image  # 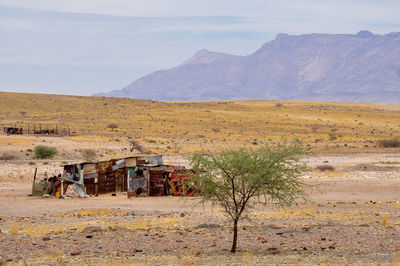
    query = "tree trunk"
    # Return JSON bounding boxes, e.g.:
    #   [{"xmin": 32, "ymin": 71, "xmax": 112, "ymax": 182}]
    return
[{"xmin": 231, "ymin": 218, "xmax": 239, "ymax": 253}]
